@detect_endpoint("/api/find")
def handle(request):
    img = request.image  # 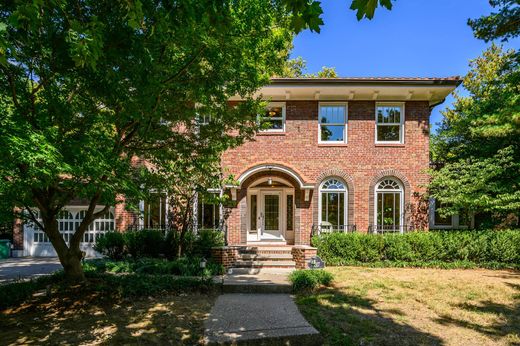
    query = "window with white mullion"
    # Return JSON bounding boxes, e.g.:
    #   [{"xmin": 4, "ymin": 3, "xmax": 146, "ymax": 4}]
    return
[
  {"xmin": 376, "ymin": 103, "xmax": 404, "ymax": 143},
  {"xmin": 259, "ymin": 102, "xmax": 285, "ymax": 132},
  {"xmin": 319, "ymin": 103, "xmax": 347, "ymax": 143}
]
